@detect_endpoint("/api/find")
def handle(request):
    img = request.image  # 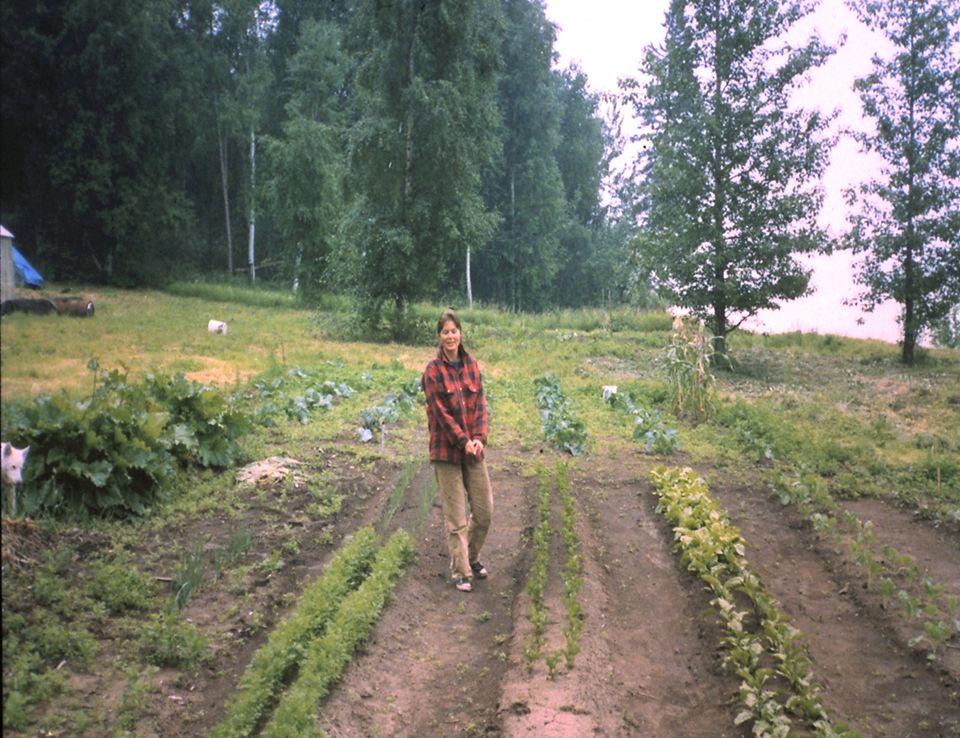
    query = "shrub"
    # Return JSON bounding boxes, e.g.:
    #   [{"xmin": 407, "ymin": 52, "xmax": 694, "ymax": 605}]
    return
[
  {"xmin": 534, "ymin": 375, "xmax": 587, "ymax": 455},
  {"xmin": 1, "ymin": 367, "xmax": 251, "ymax": 517}
]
